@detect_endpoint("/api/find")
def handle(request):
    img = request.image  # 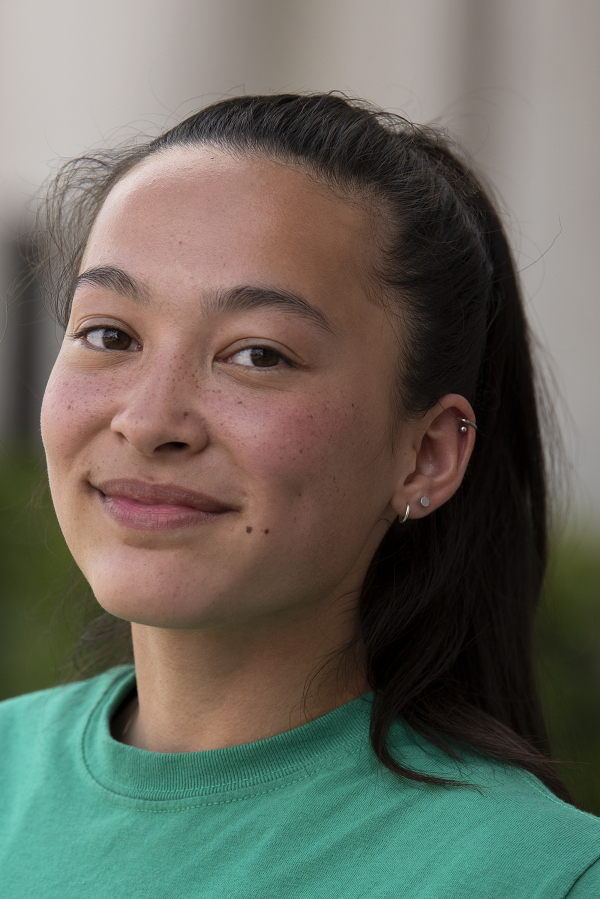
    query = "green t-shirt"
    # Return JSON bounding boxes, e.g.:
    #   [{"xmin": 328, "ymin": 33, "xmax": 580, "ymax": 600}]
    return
[{"xmin": 1, "ymin": 666, "xmax": 599, "ymax": 897}]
